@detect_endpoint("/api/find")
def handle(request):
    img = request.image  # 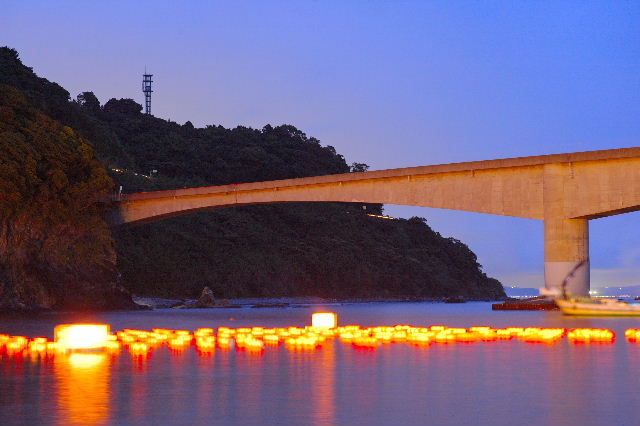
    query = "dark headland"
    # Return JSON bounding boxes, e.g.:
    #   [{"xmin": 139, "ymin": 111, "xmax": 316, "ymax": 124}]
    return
[{"xmin": 0, "ymin": 47, "xmax": 506, "ymax": 312}]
